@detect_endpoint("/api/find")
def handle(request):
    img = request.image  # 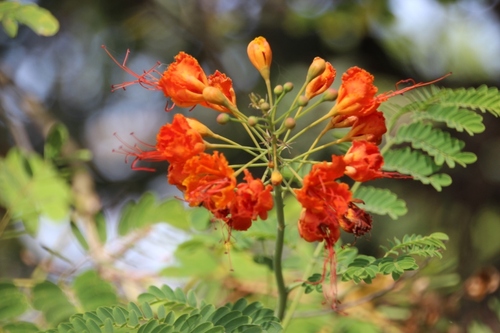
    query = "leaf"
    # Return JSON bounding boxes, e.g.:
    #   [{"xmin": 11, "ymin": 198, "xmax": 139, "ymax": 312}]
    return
[
  {"xmin": 0, "ymin": 283, "xmax": 29, "ymax": 320},
  {"xmin": 394, "ymin": 122, "xmax": 476, "ymax": 168},
  {"xmin": 438, "ymin": 84, "xmax": 500, "ymax": 117},
  {"xmin": 383, "ymin": 147, "xmax": 452, "ymax": 191},
  {"xmin": 354, "ymin": 186, "xmax": 407, "ymax": 220},
  {"xmin": 118, "ymin": 193, "xmax": 191, "ymax": 235},
  {"xmin": 0, "ymin": 2, "xmax": 59, "ymax": 37},
  {"xmin": 412, "ymin": 104, "xmax": 485, "ymax": 136},
  {"xmin": 73, "ymin": 270, "xmax": 119, "ymax": 311},
  {"xmin": 32, "ymin": 281, "xmax": 76, "ymax": 326},
  {"xmin": 0, "ymin": 148, "xmax": 72, "ymax": 234},
  {"xmin": 44, "ymin": 123, "xmax": 69, "ymax": 160}
]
